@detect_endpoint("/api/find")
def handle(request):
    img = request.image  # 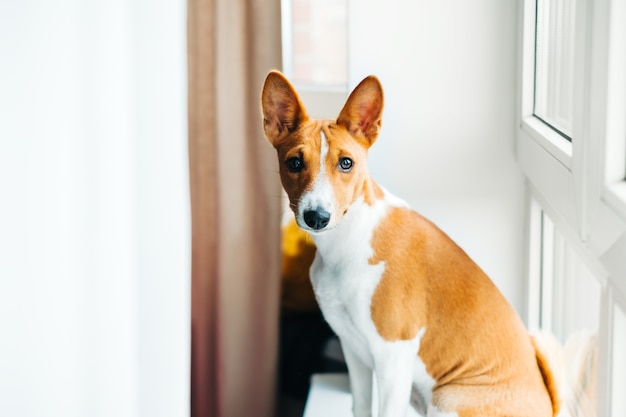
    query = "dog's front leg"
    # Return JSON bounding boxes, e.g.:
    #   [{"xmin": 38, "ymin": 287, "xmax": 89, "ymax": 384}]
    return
[
  {"xmin": 374, "ymin": 347, "xmax": 415, "ymax": 417},
  {"xmin": 341, "ymin": 342, "xmax": 373, "ymax": 417}
]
